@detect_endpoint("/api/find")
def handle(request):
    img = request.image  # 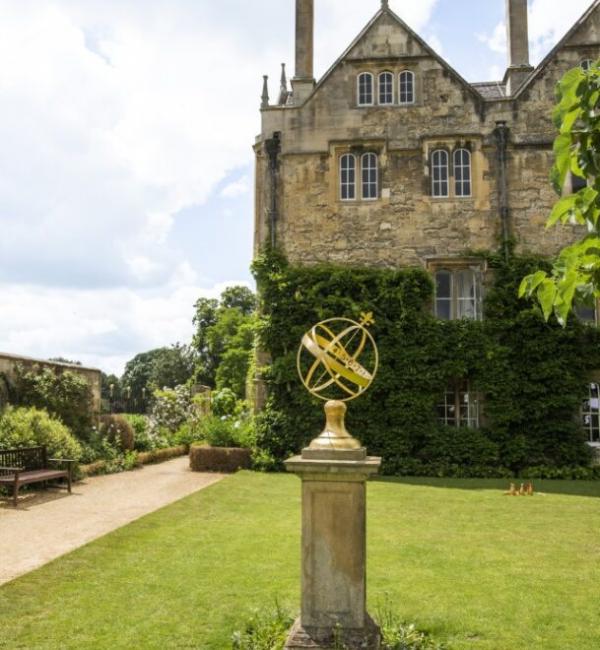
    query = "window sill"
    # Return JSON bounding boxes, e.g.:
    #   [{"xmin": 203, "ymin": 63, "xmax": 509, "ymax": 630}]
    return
[
  {"xmin": 355, "ymin": 104, "xmax": 419, "ymax": 109},
  {"xmin": 429, "ymin": 196, "xmax": 475, "ymax": 203},
  {"xmin": 338, "ymin": 200, "xmax": 381, "ymax": 205}
]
